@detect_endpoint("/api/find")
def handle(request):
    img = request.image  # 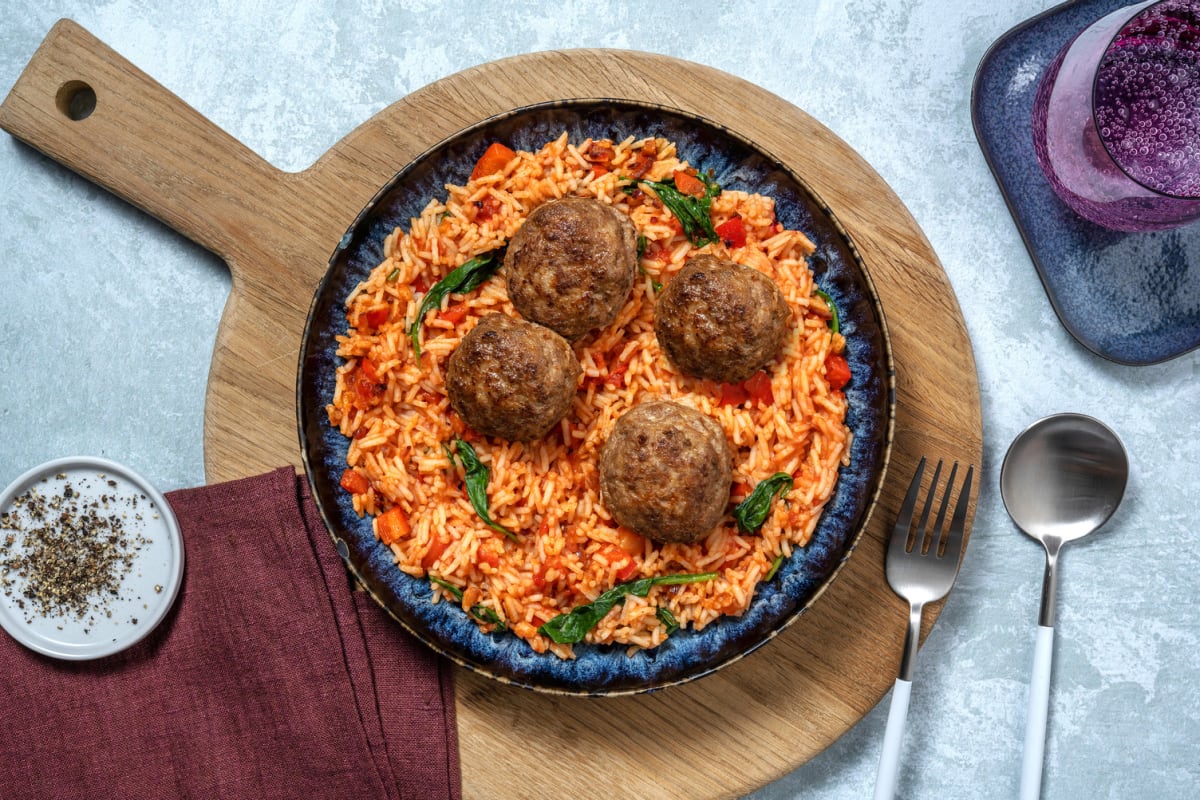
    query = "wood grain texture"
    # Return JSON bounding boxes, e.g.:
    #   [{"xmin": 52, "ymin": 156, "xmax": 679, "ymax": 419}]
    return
[{"xmin": 1, "ymin": 21, "xmax": 982, "ymax": 800}]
